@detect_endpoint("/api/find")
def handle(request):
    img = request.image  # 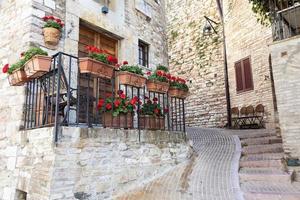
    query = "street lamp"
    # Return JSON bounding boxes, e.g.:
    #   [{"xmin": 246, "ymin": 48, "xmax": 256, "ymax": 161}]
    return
[{"xmin": 202, "ymin": 6, "xmax": 232, "ymax": 128}]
